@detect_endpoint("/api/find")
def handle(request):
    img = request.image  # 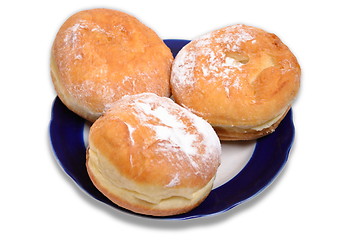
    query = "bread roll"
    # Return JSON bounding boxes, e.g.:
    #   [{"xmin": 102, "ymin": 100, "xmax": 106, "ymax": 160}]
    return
[
  {"xmin": 86, "ymin": 93, "xmax": 221, "ymax": 216},
  {"xmin": 171, "ymin": 24, "xmax": 300, "ymax": 140},
  {"xmin": 51, "ymin": 8, "xmax": 173, "ymax": 122}
]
